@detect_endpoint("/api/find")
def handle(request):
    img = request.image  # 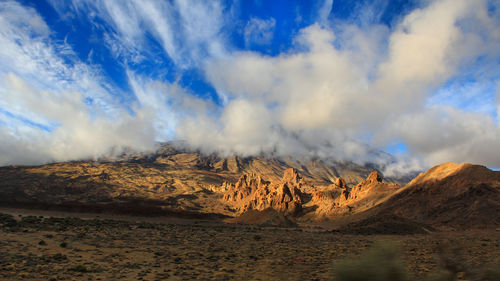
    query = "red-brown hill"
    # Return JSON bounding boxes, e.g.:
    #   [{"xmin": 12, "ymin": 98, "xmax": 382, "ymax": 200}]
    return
[{"xmin": 375, "ymin": 162, "xmax": 500, "ymax": 228}]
